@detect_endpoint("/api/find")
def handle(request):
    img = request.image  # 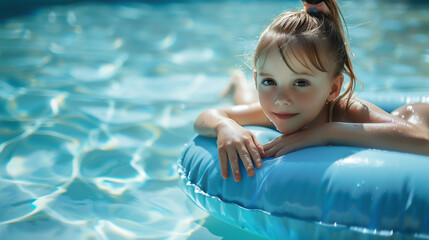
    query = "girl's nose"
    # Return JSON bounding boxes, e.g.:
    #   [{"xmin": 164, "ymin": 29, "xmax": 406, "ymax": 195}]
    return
[
  {"xmin": 274, "ymin": 98, "xmax": 291, "ymax": 106},
  {"xmin": 274, "ymin": 96, "xmax": 292, "ymax": 106},
  {"xmin": 274, "ymin": 92, "xmax": 292, "ymax": 106}
]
